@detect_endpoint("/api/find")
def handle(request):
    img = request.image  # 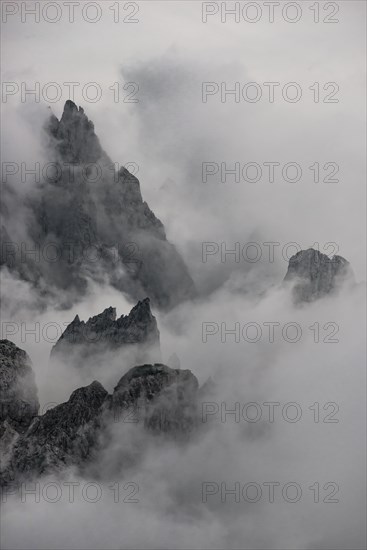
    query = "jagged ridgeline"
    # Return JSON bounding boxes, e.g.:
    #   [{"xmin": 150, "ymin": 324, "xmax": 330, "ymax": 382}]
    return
[
  {"xmin": 0, "ymin": 100, "xmax": 195, "ymax": 310},
  {"xmin": 0, "ymin": 250, "xmax": 355, "ymax": 486},
  {"xmin": 51, "ymin": 298, "xmax": 161, "ymax": 370},
  {"xmin": 0, "ymin": 340, "xmax": 199, "ymax": 485}
]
